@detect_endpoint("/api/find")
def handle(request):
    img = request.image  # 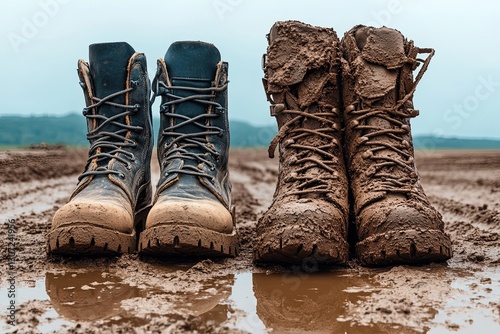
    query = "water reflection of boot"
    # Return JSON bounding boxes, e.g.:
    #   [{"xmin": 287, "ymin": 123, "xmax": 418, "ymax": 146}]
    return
[
  {"xmin": 45, "ymin": 271, "xmax": 141, "ymax": 322},
  {"xmin": 188, "ymin": 274, "xmax": 234, "ymax": 324},
  {"xmin": 253, "ymin": 272, "xmax": 383, "ymax": 333}
]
